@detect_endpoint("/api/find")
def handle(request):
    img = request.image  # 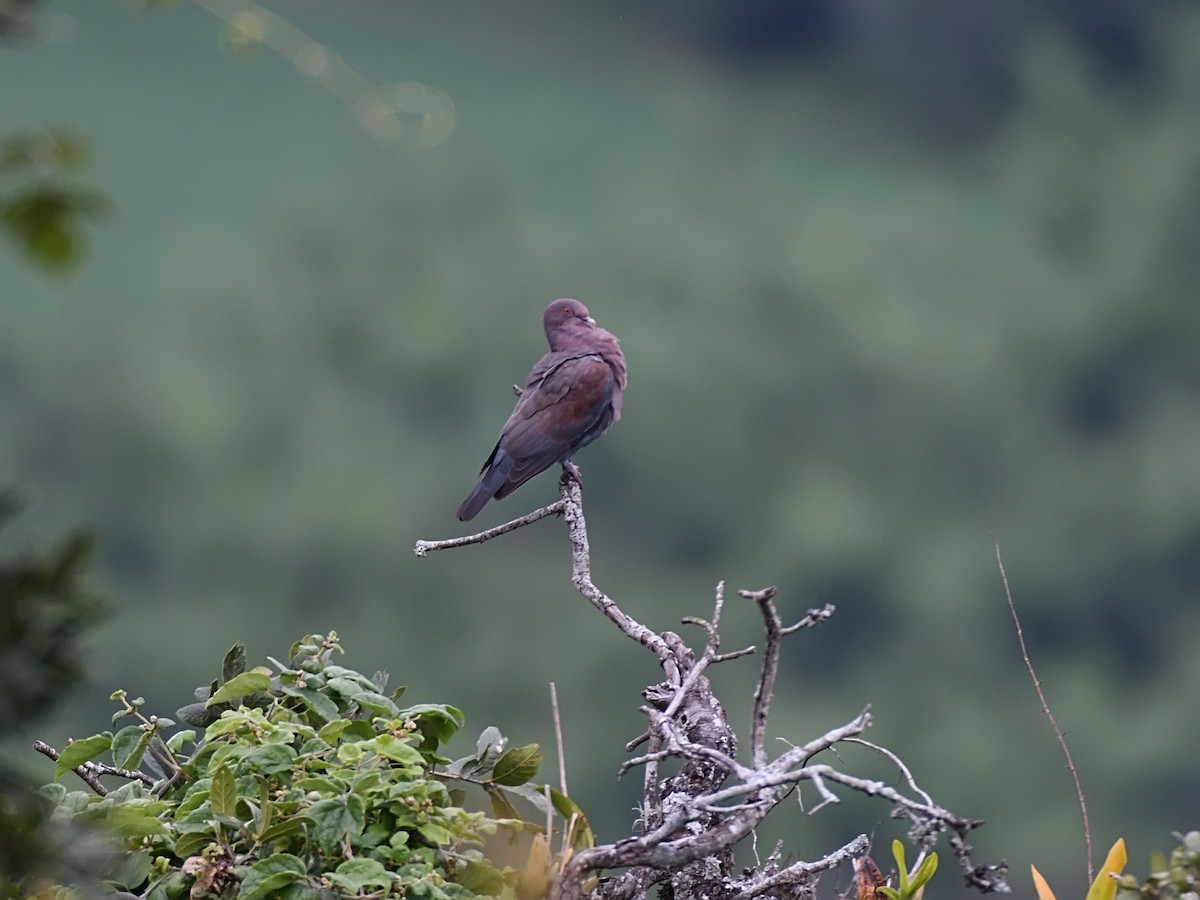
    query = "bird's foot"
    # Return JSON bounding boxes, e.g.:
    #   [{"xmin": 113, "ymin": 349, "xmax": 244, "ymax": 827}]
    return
[{"xmin": 560, "ymin": 459, "xmax": 583, "ymax": 483}]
